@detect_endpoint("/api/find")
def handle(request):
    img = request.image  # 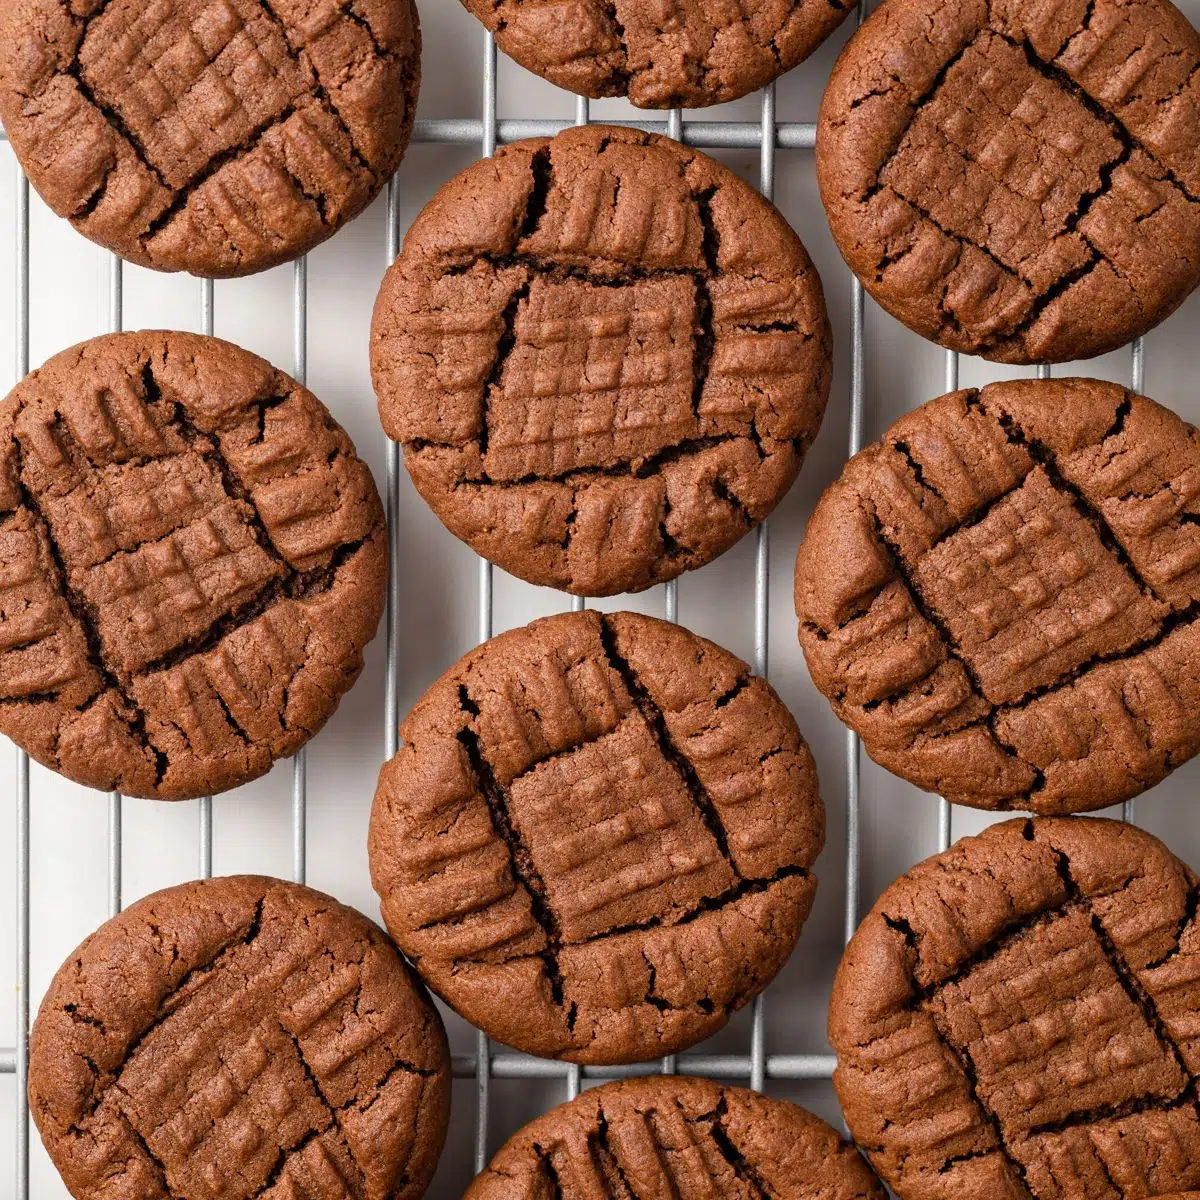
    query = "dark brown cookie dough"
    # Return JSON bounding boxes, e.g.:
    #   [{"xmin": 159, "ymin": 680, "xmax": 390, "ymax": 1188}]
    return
[
  {"xmin": 370, "ymin": 609, "xmax": 824, "ymax": 1065},
  {"xmin": 817, "ymin": 0, "xmax": 1200, "ymax": 363},
  {"xmin": 796, "ymin": 378, "xmax": 1200, "ymax": 815},
  {"xmin": 0, "ymin": 0, "xmax": 421, "ymax": 277},
  {"xmin": 0, "ymin": 331, "xmax": 387, "ymax": 801},
  {"xmin": 371, "ymin": 124, "xmax": 831, "ymax": 598},
  {"xmin": 832, "ymin": 817, "xmax": 1200, "ymax": 1200},
  {"xmin": 463, "ymin": 1076, "xmax": 886, "ymax": 1198},
  {"xmin": 459, "ymin": 0, "xmax": 855, "ymax": 109},
  {"xmin": 29, "ymin": 875, "xmax": 451, "ymax": 1200}
]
